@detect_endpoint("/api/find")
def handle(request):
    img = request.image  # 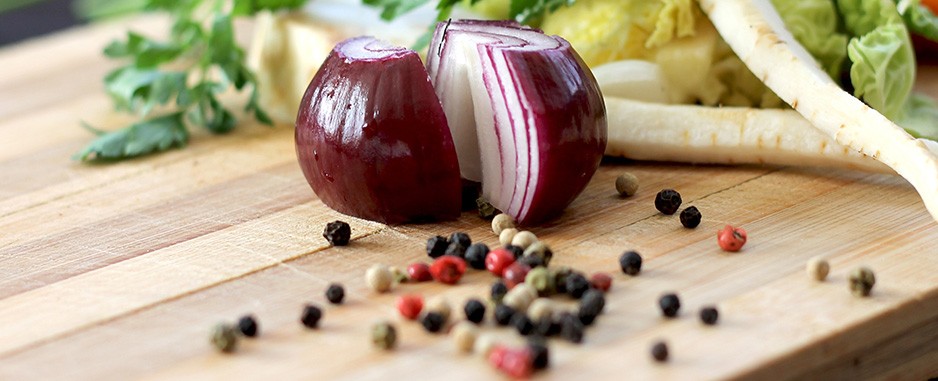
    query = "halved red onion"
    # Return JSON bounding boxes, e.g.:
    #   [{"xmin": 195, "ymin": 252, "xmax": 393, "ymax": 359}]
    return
[{"xmin": 295, "ymin": 36, "xmax": 462, "ymax": 224}]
